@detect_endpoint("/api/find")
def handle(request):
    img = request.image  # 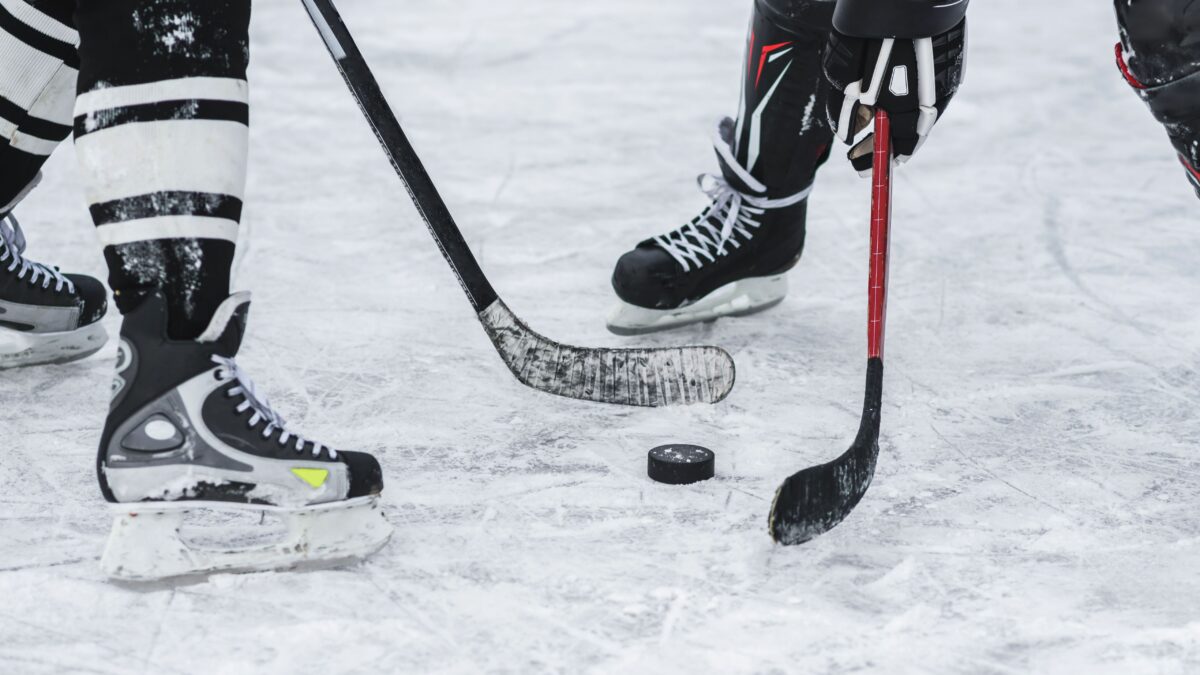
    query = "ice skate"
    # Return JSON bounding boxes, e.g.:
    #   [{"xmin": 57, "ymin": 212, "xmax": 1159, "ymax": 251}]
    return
[
  {"xmin": 608, "ymin": 0, "xmax": 832, "ymax": 336},
  {"xmin": 0, "ymin": 213, "xmax": 108, "ymax": 368},
  {"xmin": 97, "ymin": 291, "xmax": 392, "ymax": 581},
  {"xmin": 607, "ymin": 119, "xmax": 813, "ymax": 336}
]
